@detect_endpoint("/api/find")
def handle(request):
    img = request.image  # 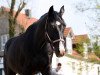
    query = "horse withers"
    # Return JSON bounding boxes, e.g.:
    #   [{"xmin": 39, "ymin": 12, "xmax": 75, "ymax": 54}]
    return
[{"xmin": 4, "ymin": 6, "xmax": 66, "ymax": 75}]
